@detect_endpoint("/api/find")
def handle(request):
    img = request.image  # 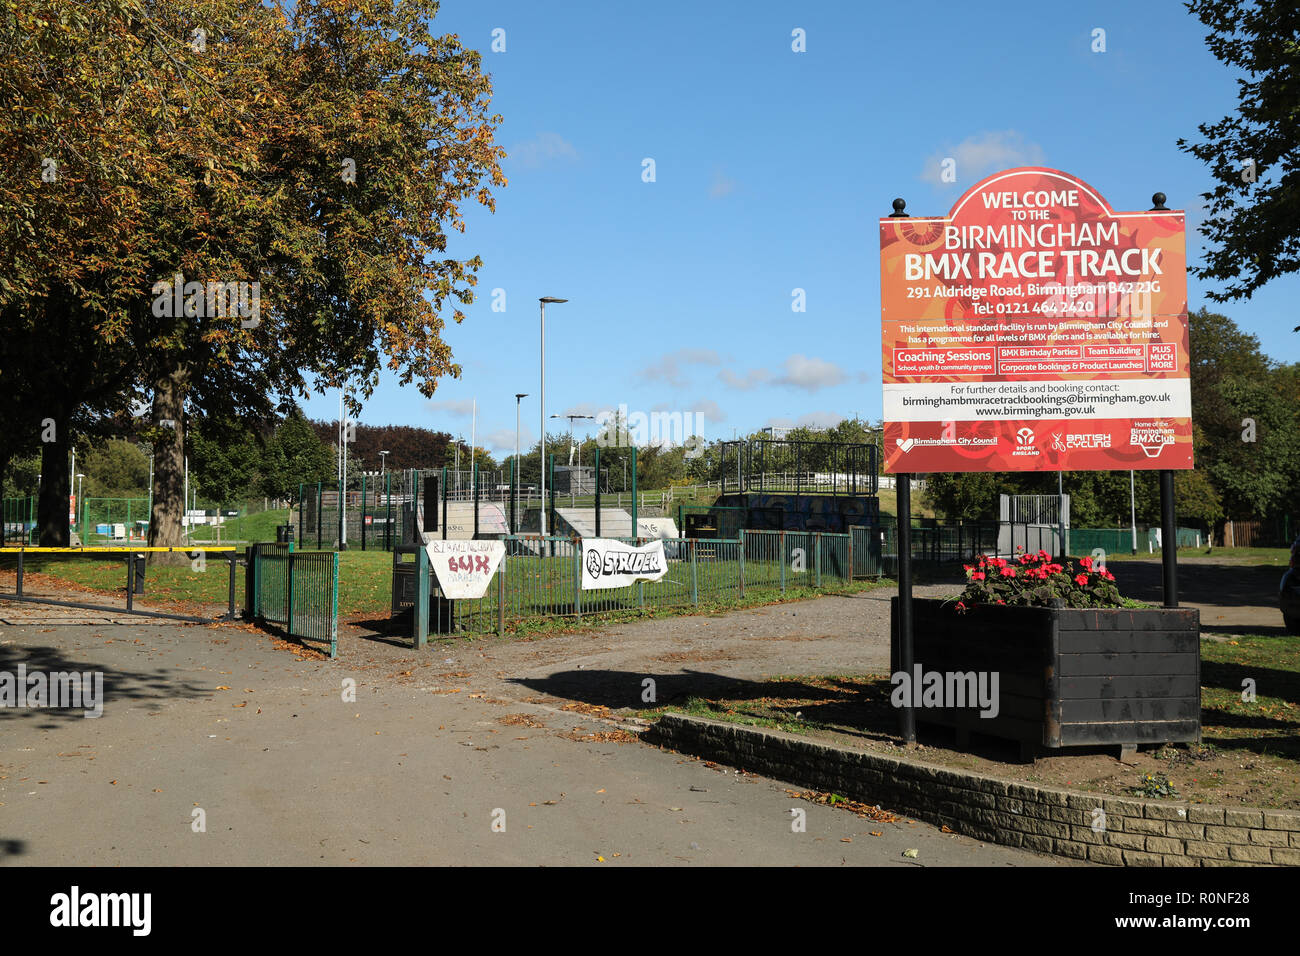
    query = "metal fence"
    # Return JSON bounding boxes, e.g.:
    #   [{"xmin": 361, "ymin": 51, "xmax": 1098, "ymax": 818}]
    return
[
  {"xmin": 405, "ymin": 529, "xmax": 871, "ymax": 641},
  {"xmin": 245, "ymin": 543, "xmax": 339, "ymax": 658},
  {"xmin": 2, "ymin": 496, "xmax": 36, "ymax": 545}
]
